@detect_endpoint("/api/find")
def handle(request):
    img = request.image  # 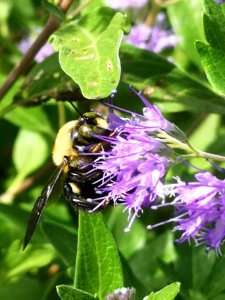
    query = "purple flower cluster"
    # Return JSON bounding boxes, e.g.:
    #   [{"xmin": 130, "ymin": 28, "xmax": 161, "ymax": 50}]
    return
[
  {"xmin": 171, "ymin": 172, "xmax": 225, "ymax": 253},
  {"xmin": 215, "ymin": 0, "xmax": 225, "ymax": 3},
  {"xmin": 18, "ymin": 28, "xmax": 54, "ymax": 62},
  {"xmin": 127, "ymin": 13, "xmax": 178, "ymax": 53},
  {"xmin": 89, "ymin": 90, "xmax": 225, "ymax": 252},
  {"xmin": 92, "ymin": 92, "xmax": 175, "ymax": 230}
]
